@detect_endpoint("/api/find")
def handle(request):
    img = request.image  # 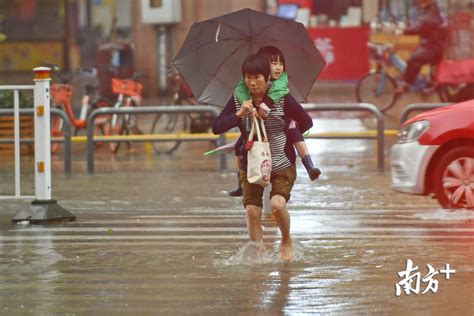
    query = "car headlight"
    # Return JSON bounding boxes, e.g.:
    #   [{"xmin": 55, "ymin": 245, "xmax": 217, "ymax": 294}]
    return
[{"xmin": 397, "ymin": 120, "xmax": 430, "ymax": 143}]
